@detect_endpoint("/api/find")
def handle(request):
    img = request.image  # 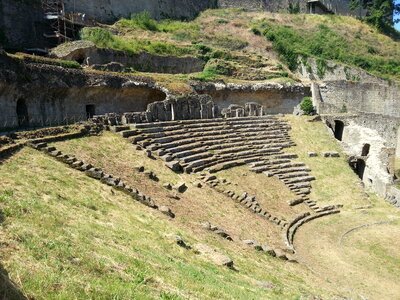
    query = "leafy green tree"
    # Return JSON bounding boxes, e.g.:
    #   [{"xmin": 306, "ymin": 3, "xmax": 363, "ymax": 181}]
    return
[{"xmin": 350, "ymin": 0, "xmax": 400, "ymax": 35}]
